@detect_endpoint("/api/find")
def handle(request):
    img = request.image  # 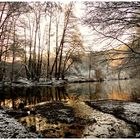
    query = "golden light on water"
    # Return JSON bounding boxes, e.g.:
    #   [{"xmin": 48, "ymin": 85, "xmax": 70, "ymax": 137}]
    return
[{"xmin": 107, "ymin": 91, "xmax": 130, "ymax": 101}]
